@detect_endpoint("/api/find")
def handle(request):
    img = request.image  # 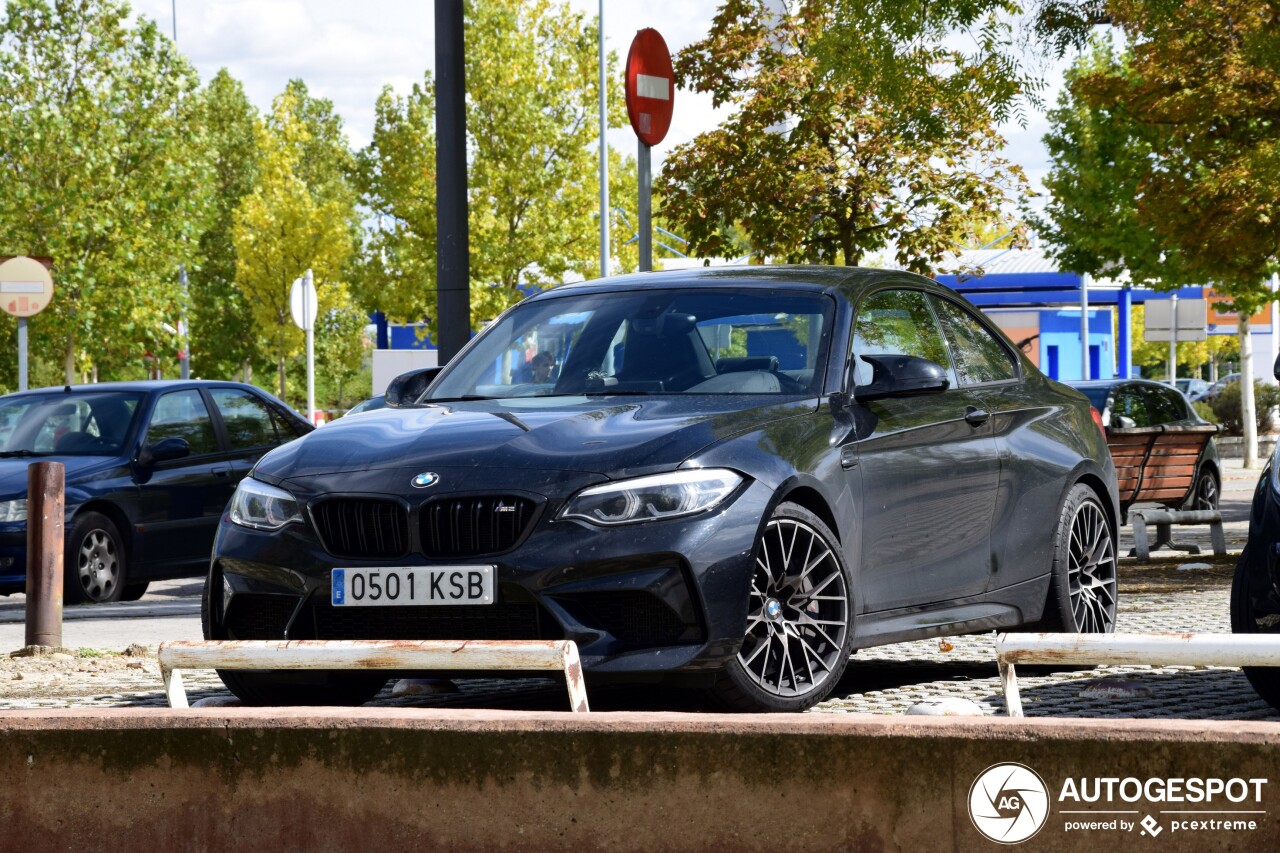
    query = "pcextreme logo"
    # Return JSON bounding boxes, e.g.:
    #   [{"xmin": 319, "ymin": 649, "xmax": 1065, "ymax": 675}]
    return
[{"xmin": 969, "ymin": 763, "xmax": 1051, "ymax": 844}]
